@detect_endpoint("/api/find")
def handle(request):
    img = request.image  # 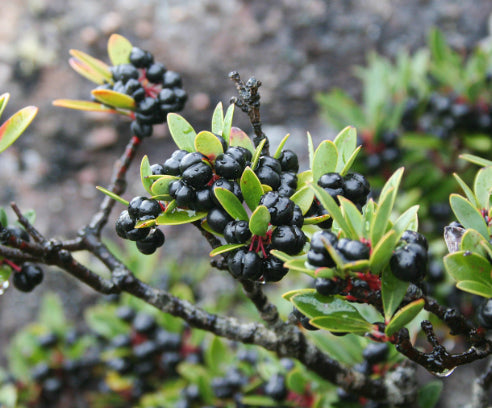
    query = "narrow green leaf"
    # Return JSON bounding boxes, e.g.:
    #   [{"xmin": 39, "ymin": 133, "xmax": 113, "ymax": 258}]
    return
[
  {"xmin": 140, "ymin": 155, "xmax": 152, "ymax": 193},
  {"xmin": 211, "ymin": 102, "xmax": 224, "ymax": 135},
  {"xmin": 284, "ymin": 258, "xmax": 317, "ymax": 275},
  {"xmin": 291, "ymin": 186, "xmax": 315, "ymax": 215},
  {"xmin": 273, "ymin": 133, "xmax": 291, "ymax": 159},
  {"xmin": 370, "ymin": 187, "xmax": 395, "ymax": 245},
  {"xmin": 229, "ymin": 126, "xmax": 254, "ymax": 155},
  {"xmin": 240, "ymin": 167, "xmax": 264, "ymax": 211},
  {"xmin": 91, "ymin": 89, "xmax": 135, "ymax": 110},
  {"xmin": 68, "ymin": 58, "xmax": 108, "ymax": 84},
  {"xmin": 0, "ymin": 93, "xmax": 10, "ymax": 118},
  {"xmin": 107, "ymin": 34, "xmax": 132, "ymax": 66},
  {"xmin": 334, "ymin": 126, "xmax": 357, "ymax": 172},
  {"xmin": 69, "ymin": 49, "xmax": 112, "ymax": 83},
  {"xmin": 286, "ymin": 369, "xmax": 307, "ymax": 395},
  {"xmin": 453, "ymin": 173, "xmax": 479, "ymax": 207},
  {"xmin": 270, "ymin": 249, "xmax": 295, "ymax": 264},
  {"xmin": 307, "ymin": 131, "xmax": 315, "ymax": 168},
  {"xmin": 312, "ymin": 140, "xmax": 338, "ymax": 183},
  {"xmin": 39, "ymin": 294, "xmax": 66, "ymax": 333},
  {"xmin": 381, "ymin": 267, "xmax": 409, "ymax": 321},
  {"xmin": 222, "ymin": 103, "xmax": 235, "ymax": 143},
  {"xmin": 339, "ymin": 196, "xmax": 363, "ymax": 239},
  {"xmin": 369, "ymin": 230, "xmax": 398, "ymax": 275},
  {"xmin": 95, "ymin": 186, "xmax": 129, "ymax": 205},
  {"xmin": 209, "ymin": 243, "xmax": 245, "ymax": 257},
  {"xmin": 52, "ymin": 99, "xmax": 116, "ymax": 113},
  {"xmin": 249, "ymin": 205, "xmax": 270, "ymax": 236},
  {"xmin": 194, "ymin": 130, "xmax": 224, "ymax": 161},
  {"xmin": 0, "ymin": 208, "xmax": 7, "ymax": 227},
  {"xmin": 385, "ymin": 299, "xmax": 425, "ymax": 336},
  {"xmin": 297, "ymin": 170, "xmax": 313, "ymax": 188},
  {"xmin": 156, "ymin": 209, "xmax": 206, "ymax": 225},
  {"xmin": 214, "ymin": 187, "xmax": 248, "ymax": 221},
  {"xmin": 292, "ymin": 292, "xmax": 359, "ymax": 318},
  {"xmin": 379, "ymin": 167, "xmax": 404, "ymax": 202},
  {"xmin": 240, "ymin": 396, "xmax": 278, "ymax": 406},
  {"xmin": 0, "ymin": 106, "xmax": 38, "ymax": 153},
  {"xmin": 167, "ymin": 113, "xmax": 196, "ymax": 152},
  {"xmin": 205, "ymin": 337, "xmax": 229, "ymax": 374},
  {"xmin": 474, "ymin": 166, "xmax": 492, "ymax": 210},
  {"xmin": 456, "ymin": 280, "xmax": 492, "ymax": 298},
  {"xmin": 459, "ymin": 153, "xmax": 492, "ymax": 167},
  {"xmin": 150, "ymin": 175, "xmax": 179, "ymax": 197},
  {"xmin": 310, "ymin": 314, "xmax": 373, "ymax": 335},
  {"xmin": 418, "ymin": 381, "xmax": 443, "ymax": 408},
  {"xmin": 311, "ymin": 184, "xmax": 357, "ymax": 239},
  {"xmin": 444, "ymin": 251, "xmax": 492, "ymax": 285},
  {"xmin": 250, "ymin": 138, "xmax": 267, "ymax": 171},
  {"xmin": 135, "ymin": 219, "xmax": 156, "ymax": 229},
  {"xmin": 304, "ymin": 213, "xmax": 331, "ymax": 225},
  {"xmin": 339, "ymin": 145, "xmax": 362, "ymax": 176},
  {"xmin": 392, "ymin": 205, "xmax": 420, "ymax": 239},
  {"xmin": 450, "ymin": 194, "xmax": 489, "ymax": 239},
  {"xmin": 343, "ymin": 259, "xmax": 370, "ymax": 272}
]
